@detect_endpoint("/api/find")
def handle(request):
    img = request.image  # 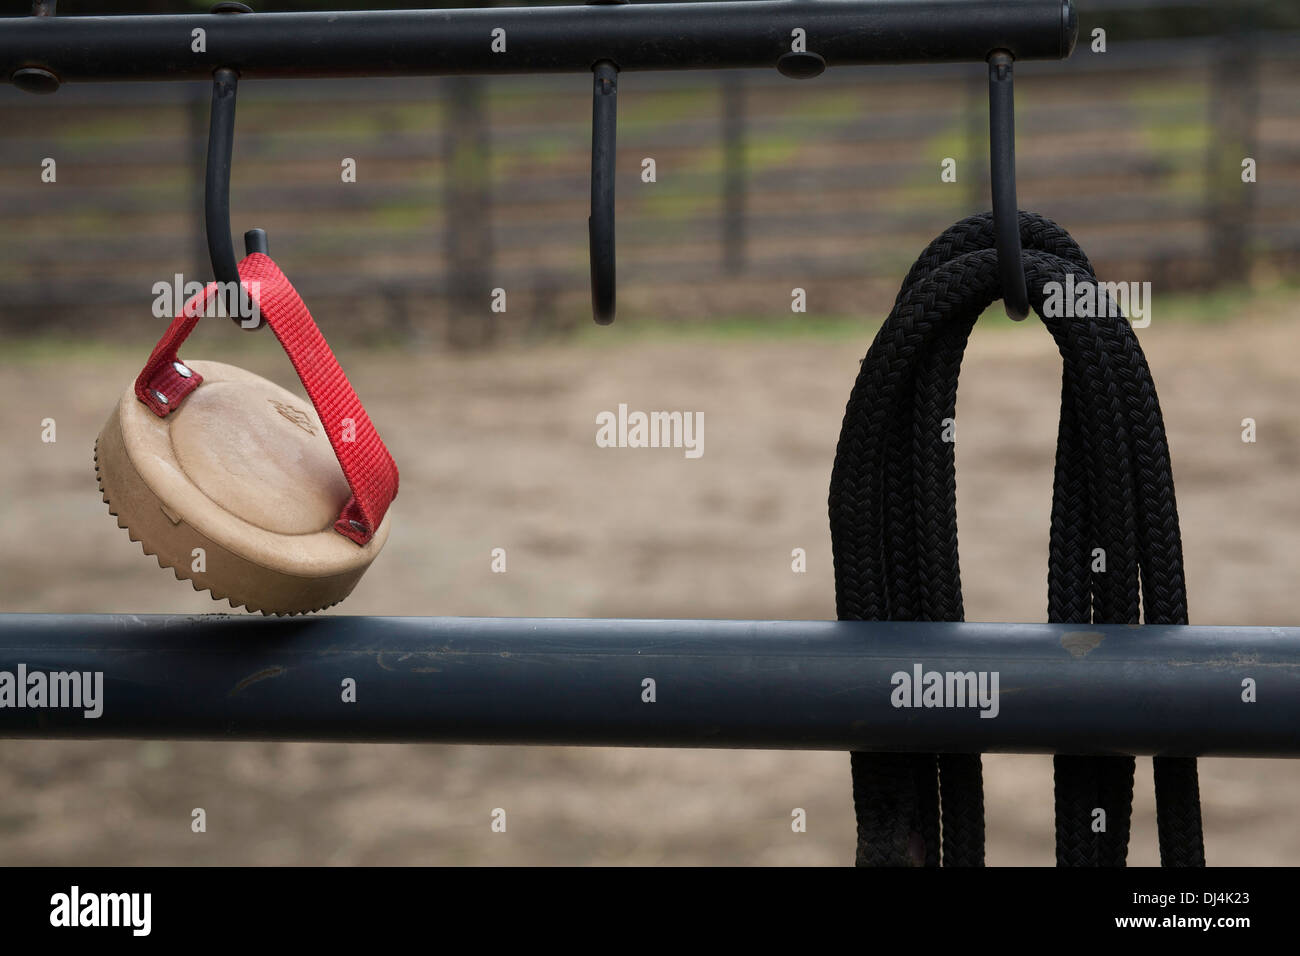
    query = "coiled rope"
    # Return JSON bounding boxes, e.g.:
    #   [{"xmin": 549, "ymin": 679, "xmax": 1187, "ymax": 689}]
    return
[{"xmin": 829, "ymin": 212, "xmax": 1205, "ymax": 867}]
